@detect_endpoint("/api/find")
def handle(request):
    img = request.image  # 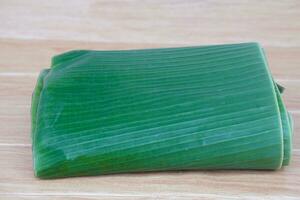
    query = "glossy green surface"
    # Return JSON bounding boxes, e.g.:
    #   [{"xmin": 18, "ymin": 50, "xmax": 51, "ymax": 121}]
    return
[{"xmin": 31, "ymin": 43, "xmax": 292, "ymax": 179}]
